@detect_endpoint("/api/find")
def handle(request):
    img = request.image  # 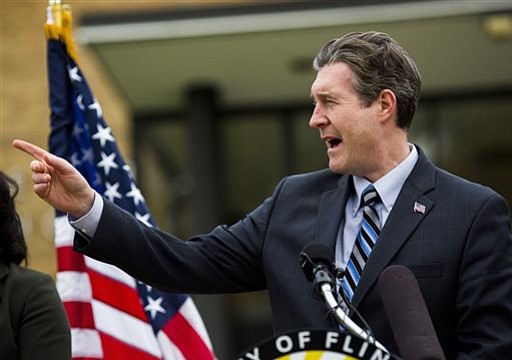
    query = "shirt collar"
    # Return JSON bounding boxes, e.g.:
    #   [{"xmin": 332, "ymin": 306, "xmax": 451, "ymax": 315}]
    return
[{"xmin": 352, "ymin": 144, "xmax": 418, "ymax": 211}]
